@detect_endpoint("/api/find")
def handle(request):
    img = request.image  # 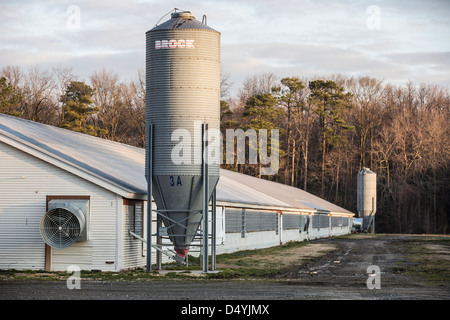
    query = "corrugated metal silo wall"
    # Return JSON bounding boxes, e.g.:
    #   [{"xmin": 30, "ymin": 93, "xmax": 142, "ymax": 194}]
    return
[
  {"xmin": 357, "ymin": 168, "xmax": 377, "ymax": 218},
  {"xmin": 145, "ymin": 25, "xmax": 221, "ymax": 176}
]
